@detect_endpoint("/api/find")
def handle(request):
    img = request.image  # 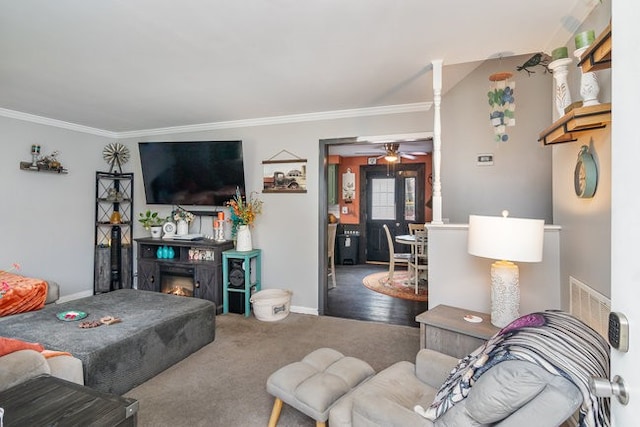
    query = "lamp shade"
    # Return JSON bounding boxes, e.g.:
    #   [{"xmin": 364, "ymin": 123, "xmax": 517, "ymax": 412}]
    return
[{"xmin": 468, "ymin": 212, "xmax": 544, "ymax": 262}]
